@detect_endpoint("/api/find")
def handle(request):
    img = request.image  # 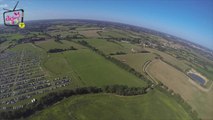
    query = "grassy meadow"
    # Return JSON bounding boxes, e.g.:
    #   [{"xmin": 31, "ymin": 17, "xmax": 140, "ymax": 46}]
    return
[{"xmin": 28, "ymin": 90, "xmax": 193, "ymax": 120}]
